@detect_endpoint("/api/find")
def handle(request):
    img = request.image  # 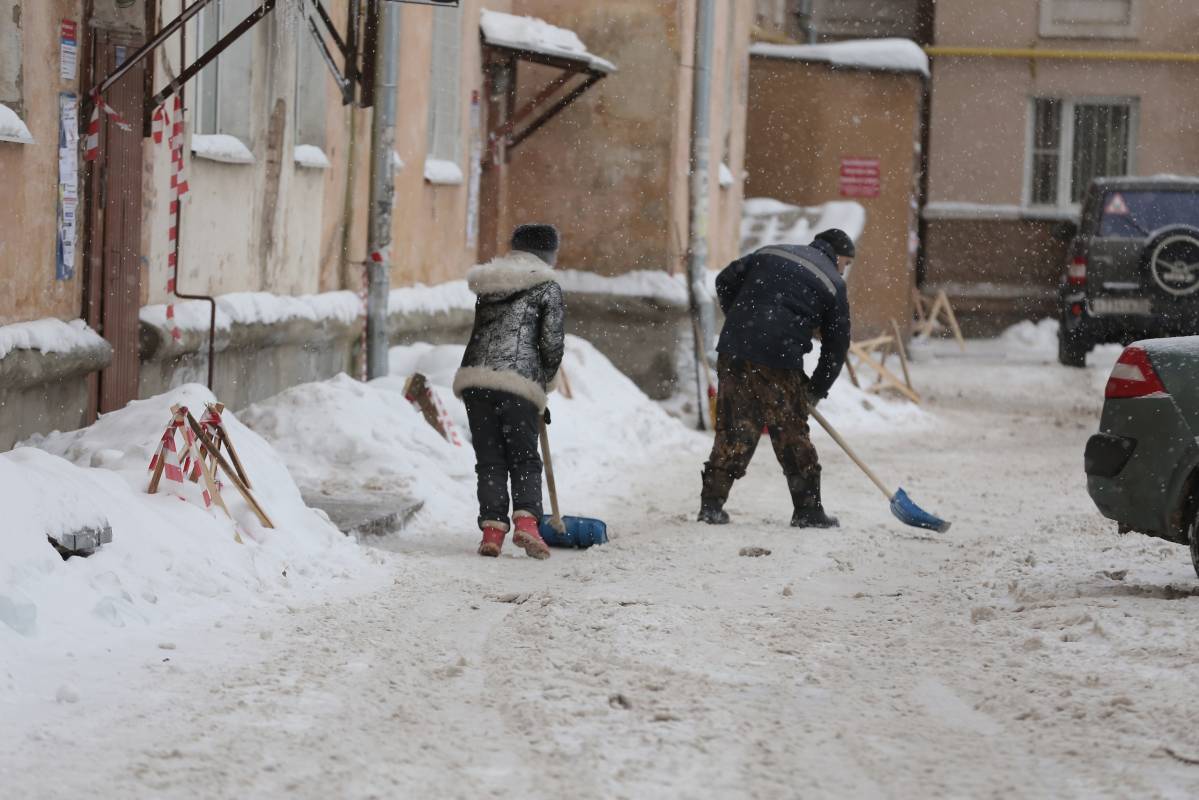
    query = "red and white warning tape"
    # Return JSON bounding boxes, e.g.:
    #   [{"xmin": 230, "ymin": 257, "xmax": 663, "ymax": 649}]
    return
[
  {"xmin": 83, "ymin": 90, "xmax": 133, "ymax": 162},
  {"xmin": 429, "ymin": 388, "xmax": 463, "ymax": 447},
  {"xmin": 153, "ymin": 97, "xmax": 190, "ymax": 341}
]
